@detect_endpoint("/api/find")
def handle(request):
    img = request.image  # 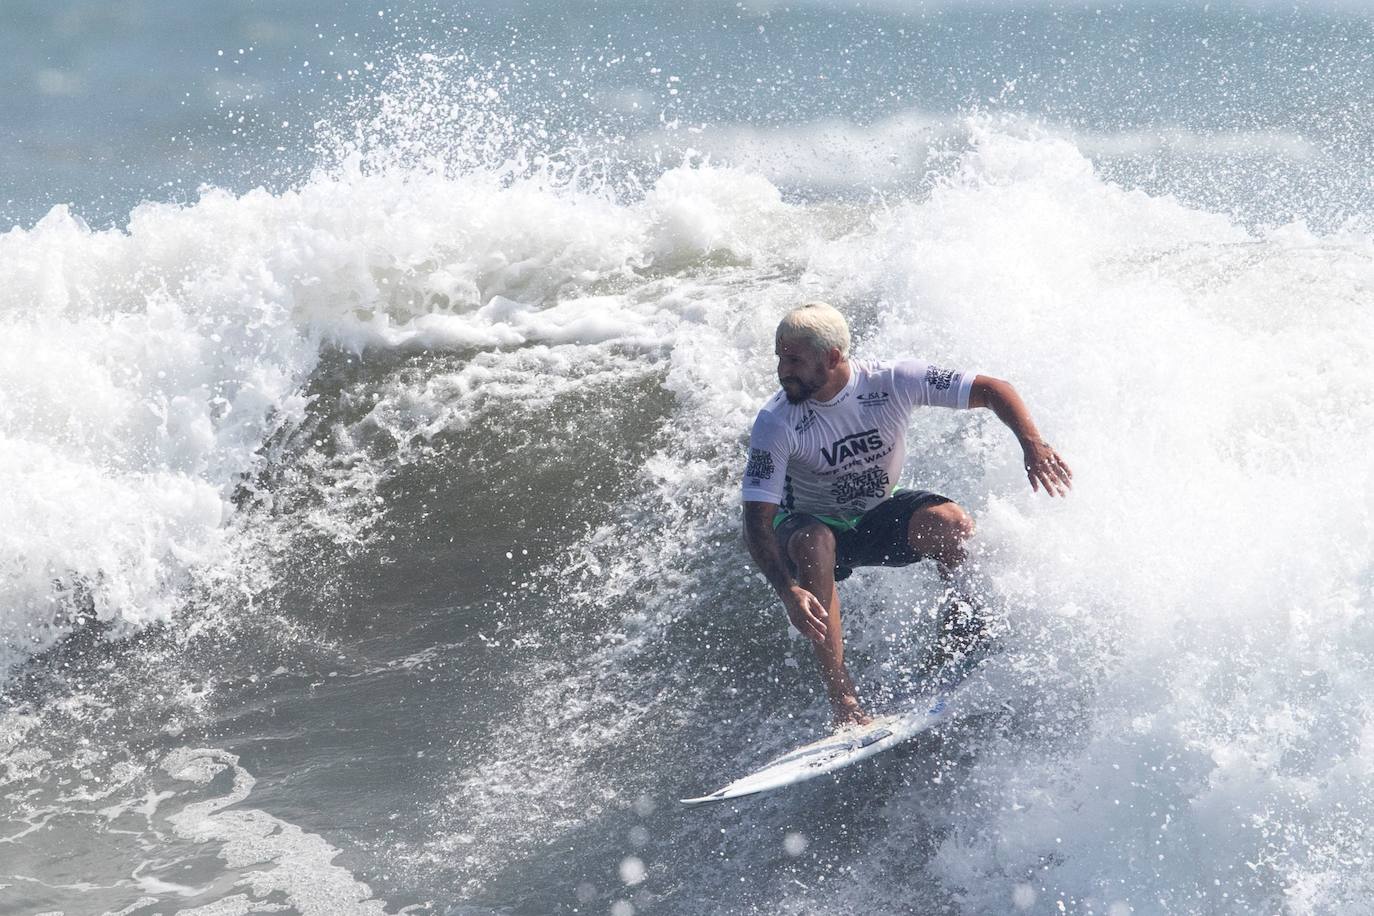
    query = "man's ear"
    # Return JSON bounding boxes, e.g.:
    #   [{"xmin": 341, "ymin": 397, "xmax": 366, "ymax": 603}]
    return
[{"xmin": 827, "ymin": 347, "xmax": 843, "ymax": 370}]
